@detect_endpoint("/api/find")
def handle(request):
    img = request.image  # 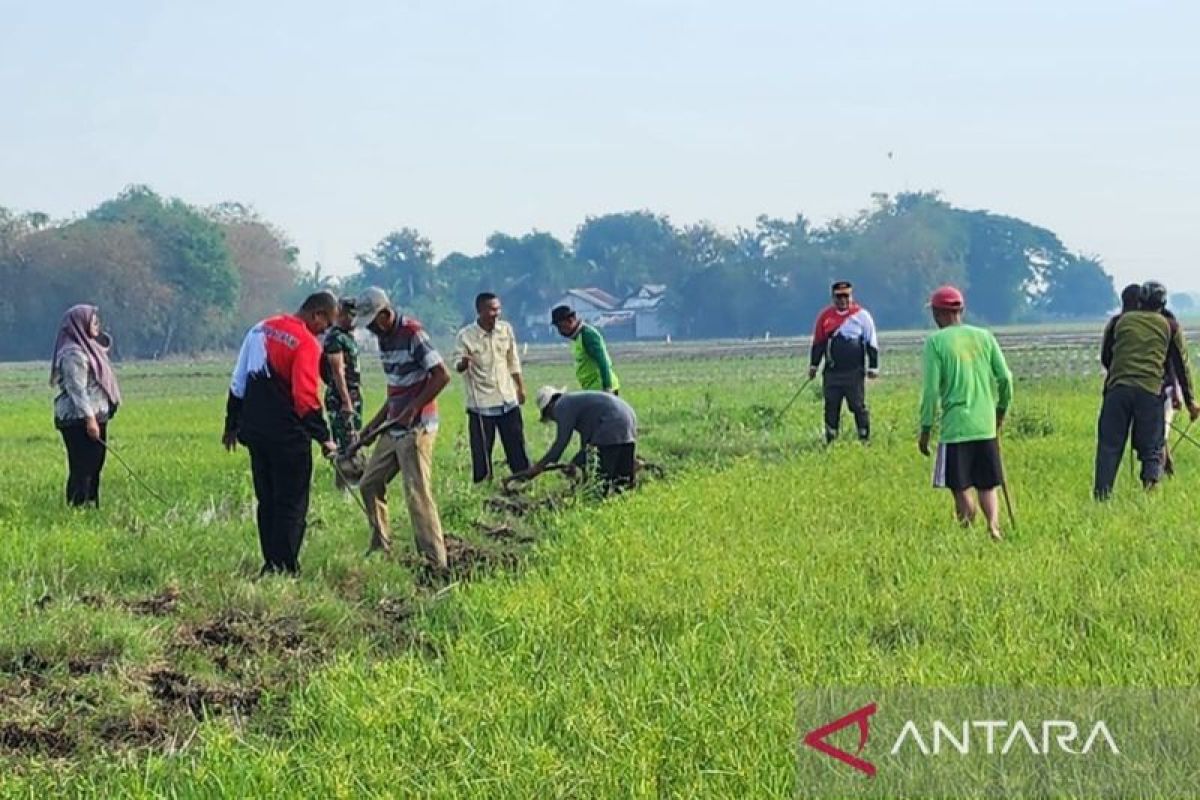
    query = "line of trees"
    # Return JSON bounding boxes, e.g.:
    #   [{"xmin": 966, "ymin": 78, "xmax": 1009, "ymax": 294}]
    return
[
  {"xmin": 1, "ymin": 186, "xmax": 302, "ymax": 360},
  {"xmin": 1, "ymin": 187, "xmax": 1117, "ymax": 361}
]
